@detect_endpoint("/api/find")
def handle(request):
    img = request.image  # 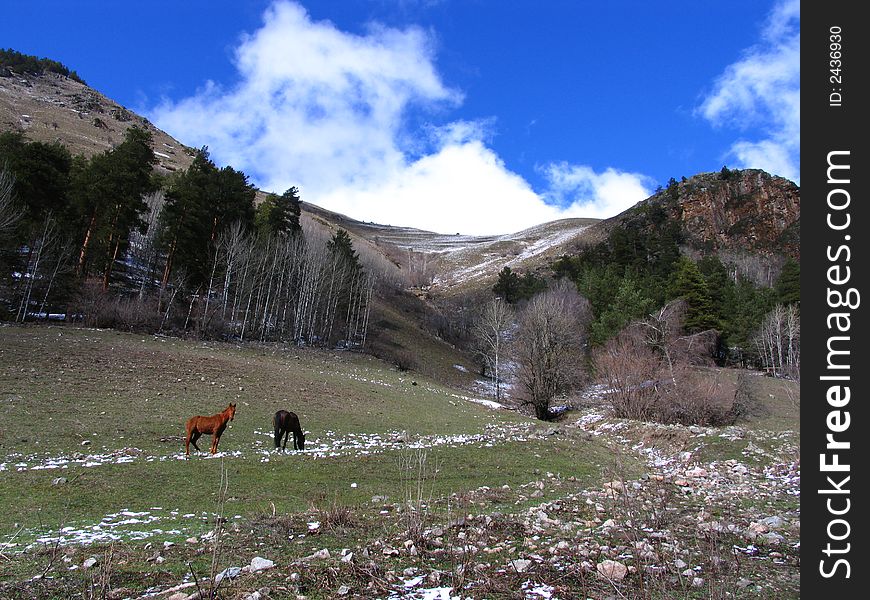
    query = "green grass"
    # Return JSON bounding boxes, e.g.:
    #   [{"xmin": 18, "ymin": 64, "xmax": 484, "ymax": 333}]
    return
[{"xmin": 0, "ymin": 325, "xmax": 625, "ymax": 553}]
